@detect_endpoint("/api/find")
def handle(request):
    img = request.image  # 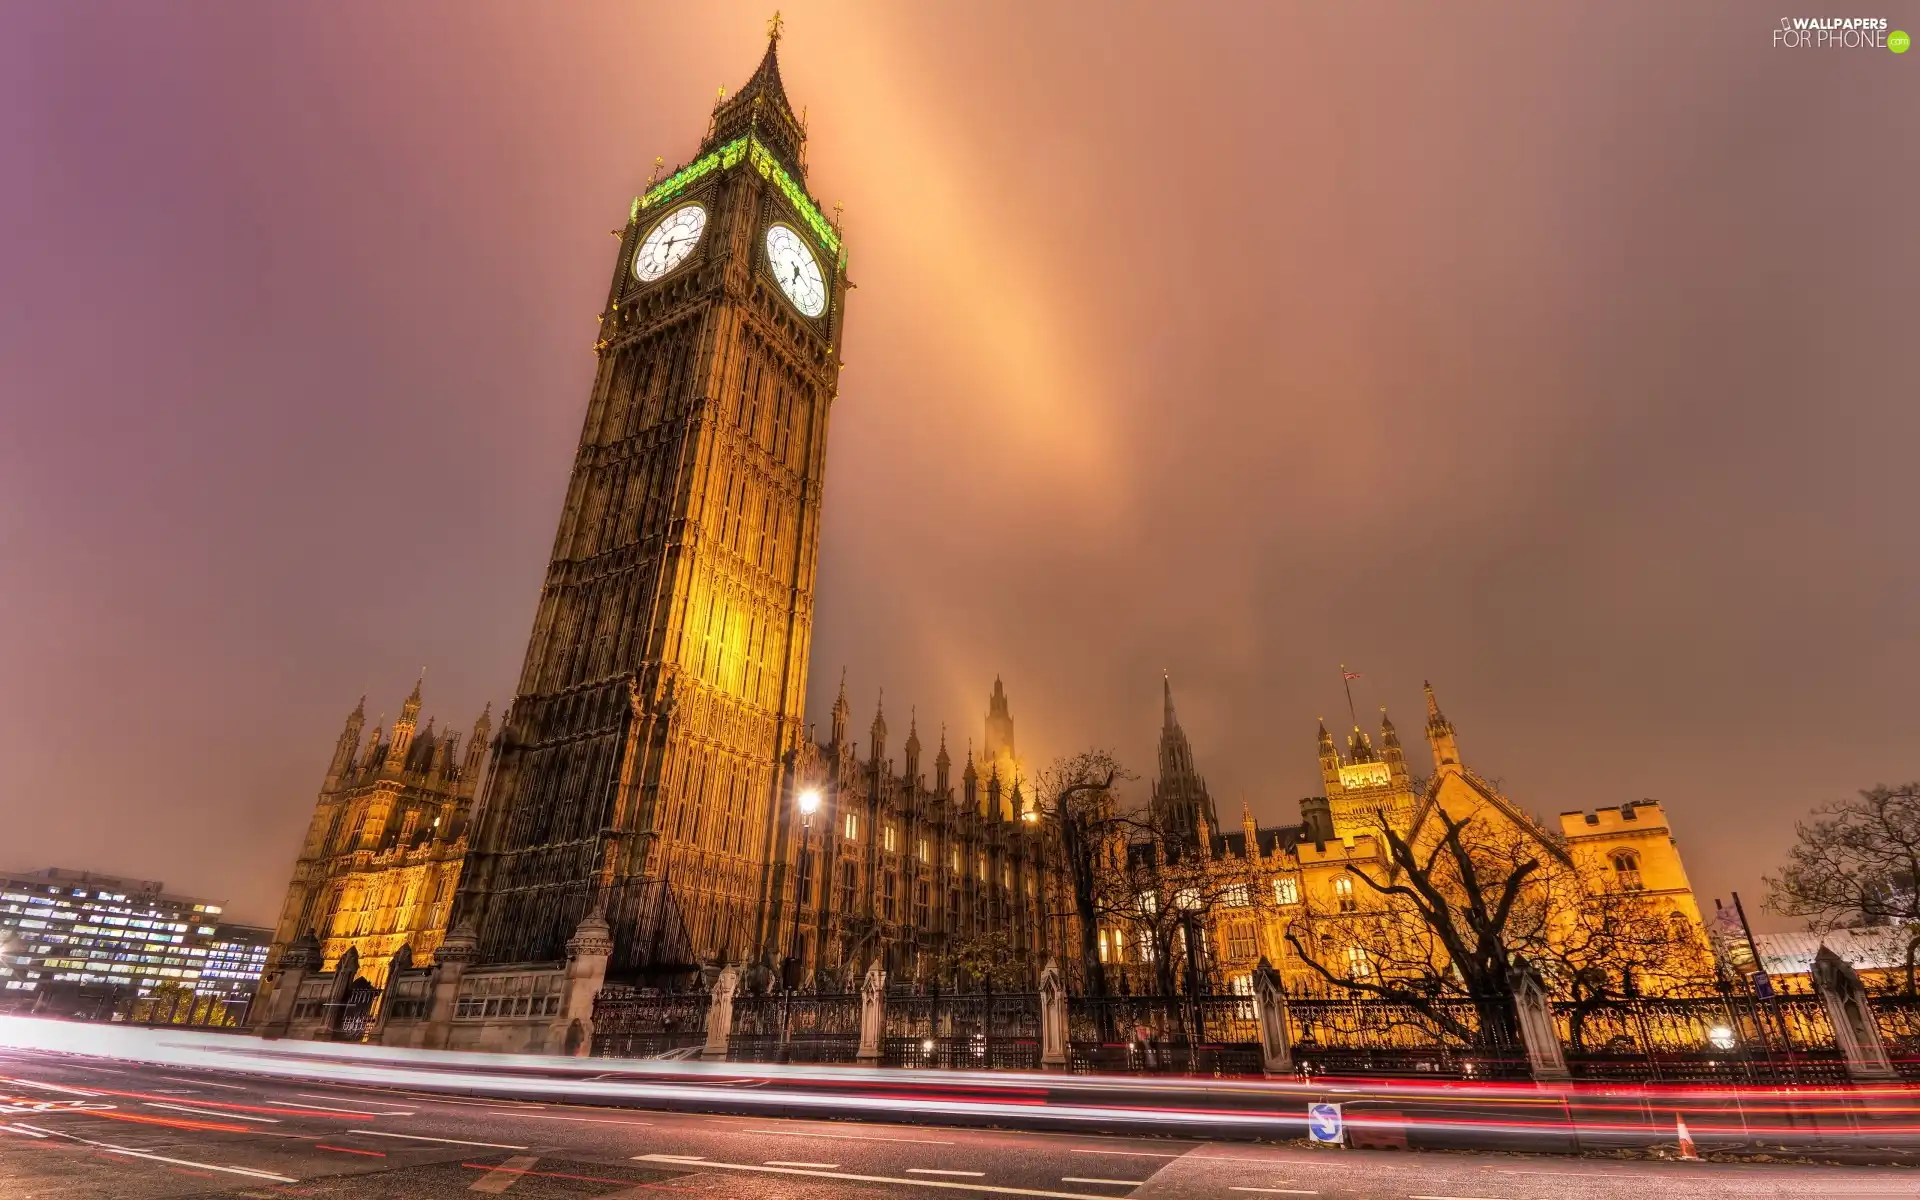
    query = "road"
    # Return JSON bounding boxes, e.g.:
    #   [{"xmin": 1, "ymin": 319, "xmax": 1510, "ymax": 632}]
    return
[{"xmin": 3, "ymin": 1045, "xmax": 1917, "ymax": 1199}]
